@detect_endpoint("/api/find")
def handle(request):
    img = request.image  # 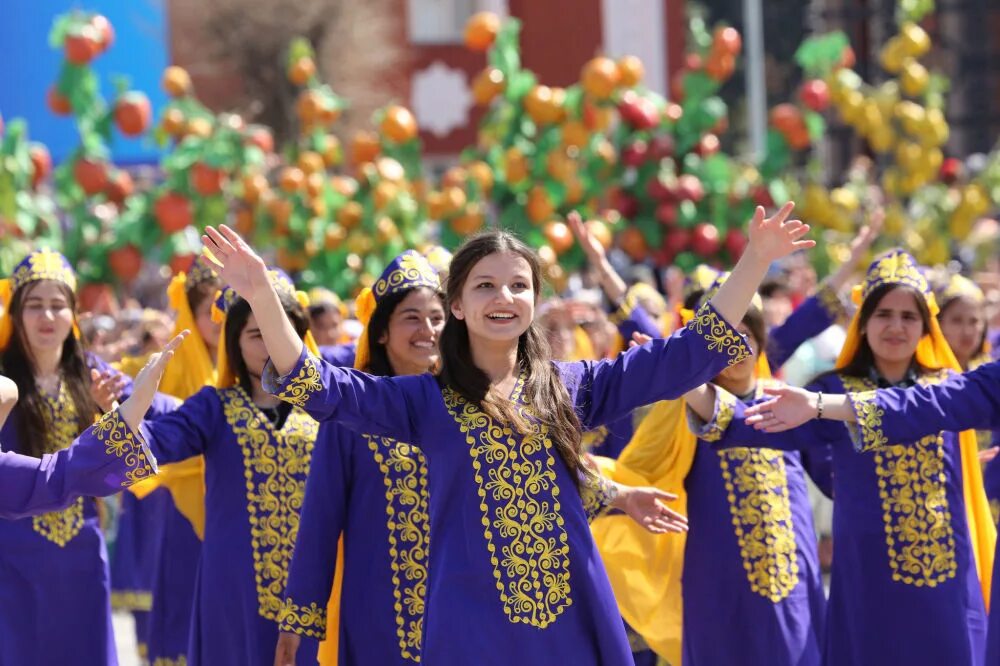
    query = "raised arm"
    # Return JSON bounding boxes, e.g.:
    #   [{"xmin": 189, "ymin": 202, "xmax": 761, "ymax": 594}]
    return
[{"xmin": 0, "ymin": 375, "xmax": 17, "ymax": 430}]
